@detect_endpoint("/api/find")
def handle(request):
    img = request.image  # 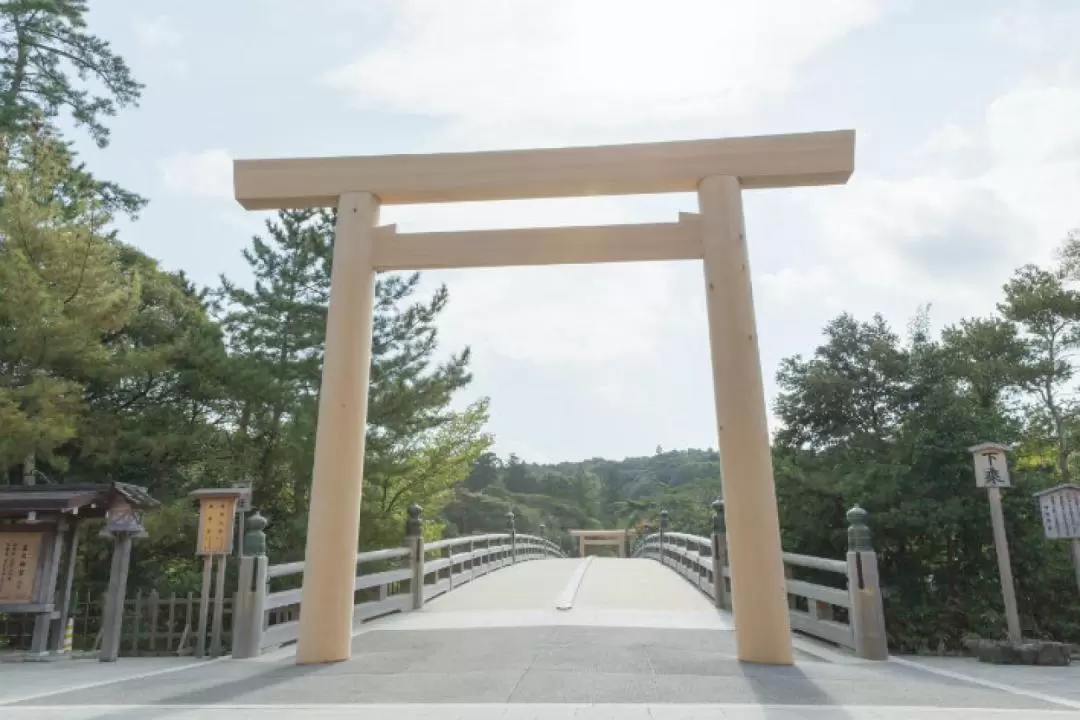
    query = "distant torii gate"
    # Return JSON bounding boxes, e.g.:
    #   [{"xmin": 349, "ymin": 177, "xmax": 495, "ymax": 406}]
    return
[
  {"xmin": 570, "ymin": 529, "xmax": 629, "ymax": 558},
  {"xmin": 232, "ymin": 129, "xmax": 856, "ymax": 668}
]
